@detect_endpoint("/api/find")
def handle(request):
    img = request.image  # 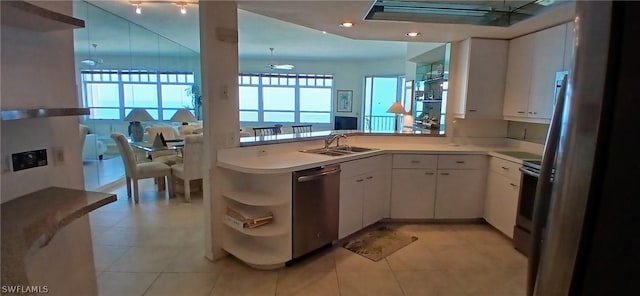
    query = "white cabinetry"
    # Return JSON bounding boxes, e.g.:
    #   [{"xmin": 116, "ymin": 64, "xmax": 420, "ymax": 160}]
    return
[
  {"xmin": 220, "ymin": 170, "xmax": 292, "ymax": 268},
  {"xmin": 451, "ymin": 38, "xmax": 508, "ymax": 119},
  {"xmin": 434, "ymin": 155, "xmax": 487, "ymax": 219},
  {"xmin": 503, "ymin": 23, "xmax": 570, "ymax": 123},
  {"xmin": 390, "ymin": 154, "xmax": 438, "ymax": 218},
  {"xmin": 390, "ymin": 154, "xmax": 487, "ymax": 219},
  {"xmin": 484, "ymin": 157, "xmax": 522, "ymax": 238},
  {"xmin": 338, "ymin": 155, "xmax": 391, "ymax": 239}
]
